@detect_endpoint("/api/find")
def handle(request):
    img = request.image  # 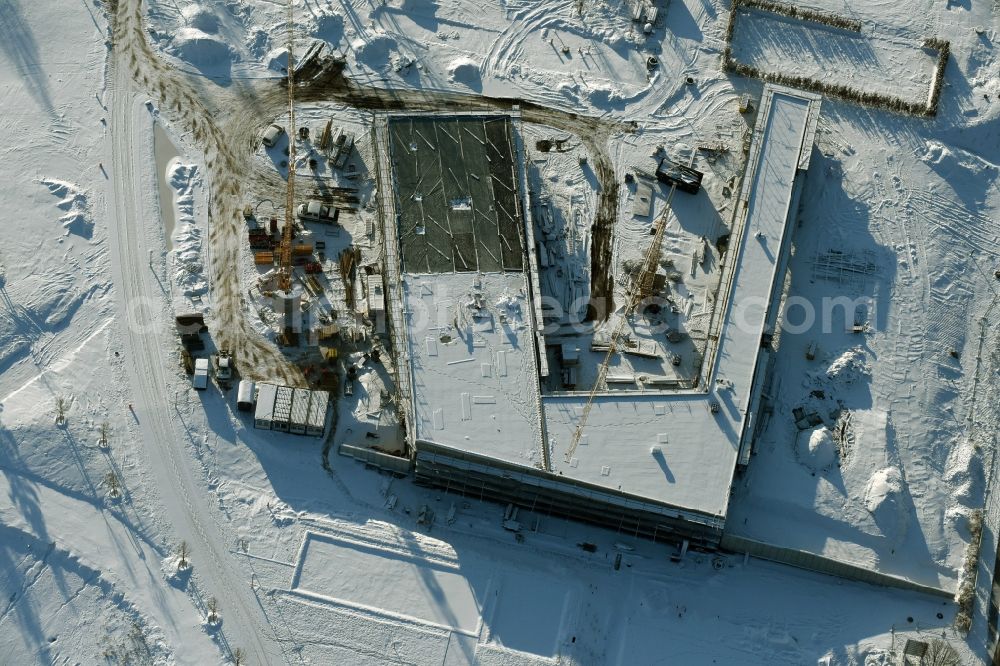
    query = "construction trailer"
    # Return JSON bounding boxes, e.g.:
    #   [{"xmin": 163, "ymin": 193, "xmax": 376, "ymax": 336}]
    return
[
  {"xmin": 289, "ymin": 387, "xmax": 311, "ymax": 434},
  {"xmin": 272, "ymin": 386, "xmax": 294, "ymax": 432},
  {"xmin": 365, "ymin": 273, "xmax": 386, "ymax": 334},
  {"xmin": 306, "ymin": 391, "xmax": 329, "ymax": 436},
  {"xmin": 655, "ymin": 157, "xmax": 704, "ymax": 194},
  {"xmin": 253, "ymin": 382, "xmax": 330, "ymax": 436},
  {"xmin": 237, "ymin": 380, "xmax": 255, "ymax": 411},
  {"xmin": 192, "ymin": 358, "xmax": 209, "ymax": 390},
  {"xmin": 253, "ymin": 383, "xmax": 278, "ymax": 428}
]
